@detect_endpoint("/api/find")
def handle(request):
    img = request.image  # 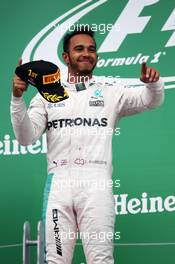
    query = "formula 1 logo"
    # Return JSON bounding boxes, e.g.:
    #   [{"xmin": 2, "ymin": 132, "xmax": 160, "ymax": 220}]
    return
[{"xmin": 22, "ymin": 0, "xmax": 175, "ymax": 89}]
